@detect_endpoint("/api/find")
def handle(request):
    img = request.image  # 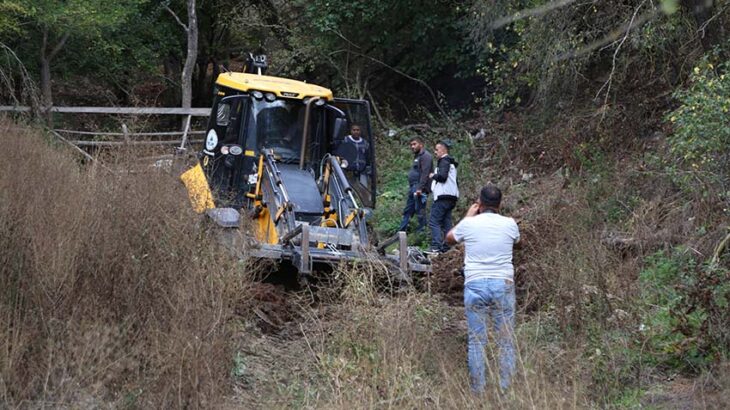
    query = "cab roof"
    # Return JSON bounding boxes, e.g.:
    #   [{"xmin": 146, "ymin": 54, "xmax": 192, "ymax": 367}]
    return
[{"xmin": 216, "ymin": 72, "xmax": 334, "ymax": 101}]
